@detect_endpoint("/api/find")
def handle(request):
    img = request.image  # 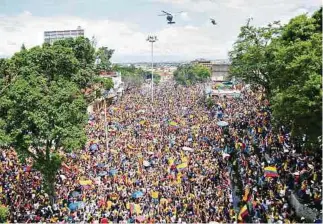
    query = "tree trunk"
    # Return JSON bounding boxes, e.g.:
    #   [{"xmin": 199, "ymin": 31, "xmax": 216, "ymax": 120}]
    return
[
  {"xmin": 43, "ymin": 171, "xmax": 56, "ymax": 205},
  {"xmin": 34, "ymin": 153, "xmax": 62, "ymax": 206}
]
